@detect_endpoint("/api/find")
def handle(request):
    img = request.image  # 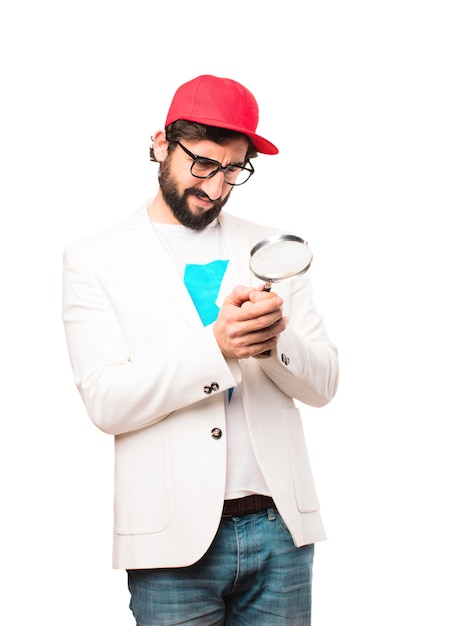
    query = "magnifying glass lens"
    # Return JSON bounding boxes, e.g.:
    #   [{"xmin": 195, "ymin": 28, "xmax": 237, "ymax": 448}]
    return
[{"xmin": 249, "ymin": 234, "xmax": 312, "ymax": 284}]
